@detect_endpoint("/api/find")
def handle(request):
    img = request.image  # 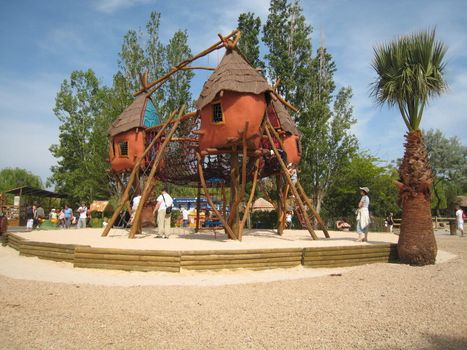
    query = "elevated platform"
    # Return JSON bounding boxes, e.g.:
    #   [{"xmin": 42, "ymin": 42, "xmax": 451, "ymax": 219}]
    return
[{"xmin": 5, "ymin": 228, "xmax": 399, "ymax": 272}]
